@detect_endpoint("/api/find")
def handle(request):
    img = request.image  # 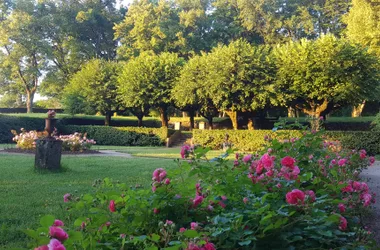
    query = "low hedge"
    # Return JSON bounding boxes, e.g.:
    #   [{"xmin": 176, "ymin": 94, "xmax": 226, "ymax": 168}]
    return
[
  {"xmin": 193, "ymin": 129, "xmax": 380, "ymax": 154},
  {"xmin": 0, "ymin": 115, "xmax": 45, "ymax": 143},
  {"xmin": 58, "ymin": 125, "xmax": 168, "ymax": 146},
  {"xmin": 58, "ymin": 117, "xmax": 162, "ymax": 128}
]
